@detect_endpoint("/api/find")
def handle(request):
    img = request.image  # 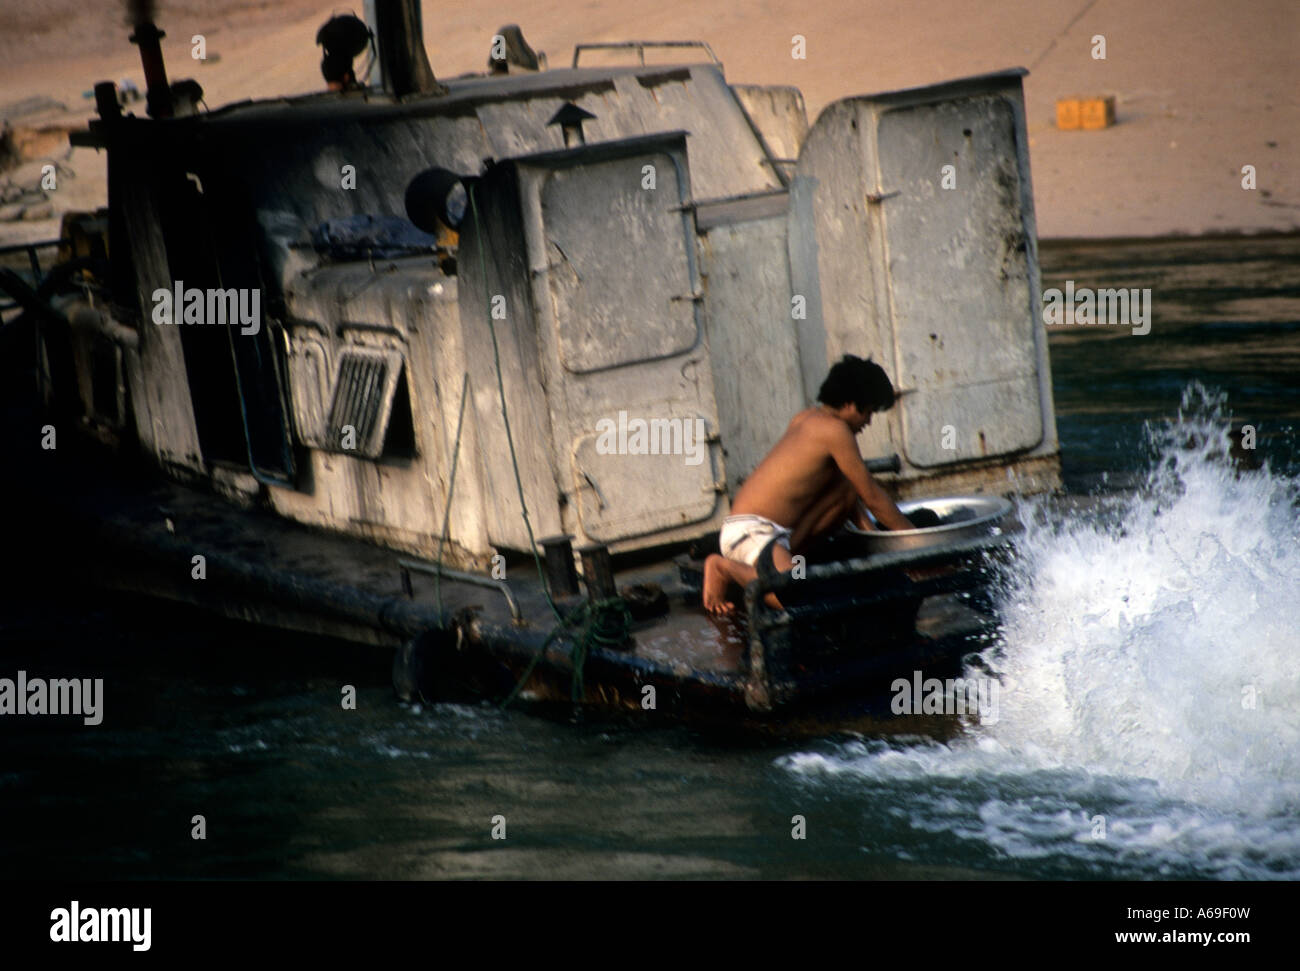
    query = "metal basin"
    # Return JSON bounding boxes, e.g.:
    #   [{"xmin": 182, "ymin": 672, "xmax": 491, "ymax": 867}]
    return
[{"xmin": 845, "ymin": 495, "xmax": 1013, "ymax": 554}]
